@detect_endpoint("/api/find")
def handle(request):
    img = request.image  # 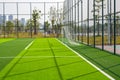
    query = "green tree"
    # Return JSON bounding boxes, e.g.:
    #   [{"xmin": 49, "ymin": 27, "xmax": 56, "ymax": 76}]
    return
[
  {"xmin": 14, "ymin": 19, "xmax": 22, "ymax": 32},
  {"xmin": 92, "ymin": 0, "xmax": 105, "ymax": 36},
  {"xmin": 48, "ymin": 7, "xmax": 57, "ymax": 33},
  {"xmin": 0, "ymin": 24, "xmax": 2, "ymax": 34},
  {"xmin": 25, "ymin": 19, "xmax": 33, "ymax": 32},
  {"xmin": 6, "ymin": 21, "xmax": 14, "ymax": 34},
  {"xmin": 44, "ymin": 21, "xmax": 50, "ymax": 32},
  {"xmin": 116, "ymin": 15, "xmax": 120, "ymax": 36},
  {"xmin": 32, "ymin": 8, "xmax": 41, "ymax": 35},
  {"xmin": 57, "ymin": 8, "xmax": 63, "ymax": 37},
  {"xmin": 48, "ymin": 7, "xmax": 63, "ymax": 37}
]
